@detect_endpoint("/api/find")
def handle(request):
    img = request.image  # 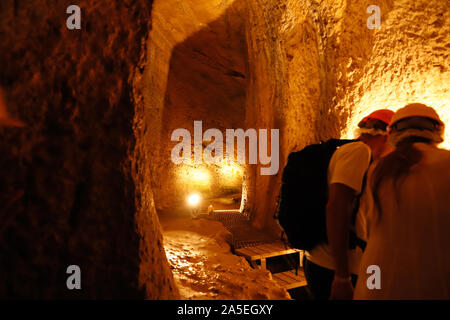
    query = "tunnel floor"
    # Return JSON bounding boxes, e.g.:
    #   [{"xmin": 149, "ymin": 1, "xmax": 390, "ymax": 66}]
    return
[{"xmin": 159, "ymin": 215, "xmax": 291, "ymax": 300}]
